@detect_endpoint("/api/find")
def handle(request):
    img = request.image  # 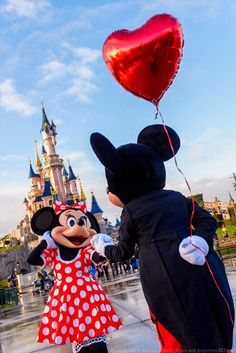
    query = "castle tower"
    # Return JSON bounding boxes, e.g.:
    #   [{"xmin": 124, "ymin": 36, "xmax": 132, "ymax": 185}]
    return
[
  {"xmin": 68, "ymin": 162, "xmax": 79, "ymax": 201},
  {"xmin": 90, "ymin": 191, "xmax": 106, "ymax": 232},
  {"xmin": 62, "ymin": 166, "xmax": 71, "ymax": 196},
  {"xmin": 40, "ymin": 104, "xmax": 66, "ymax": 202},
  {"xmin": 78, "ymin": 176, "xmax": 86, "ymax": 202}
]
